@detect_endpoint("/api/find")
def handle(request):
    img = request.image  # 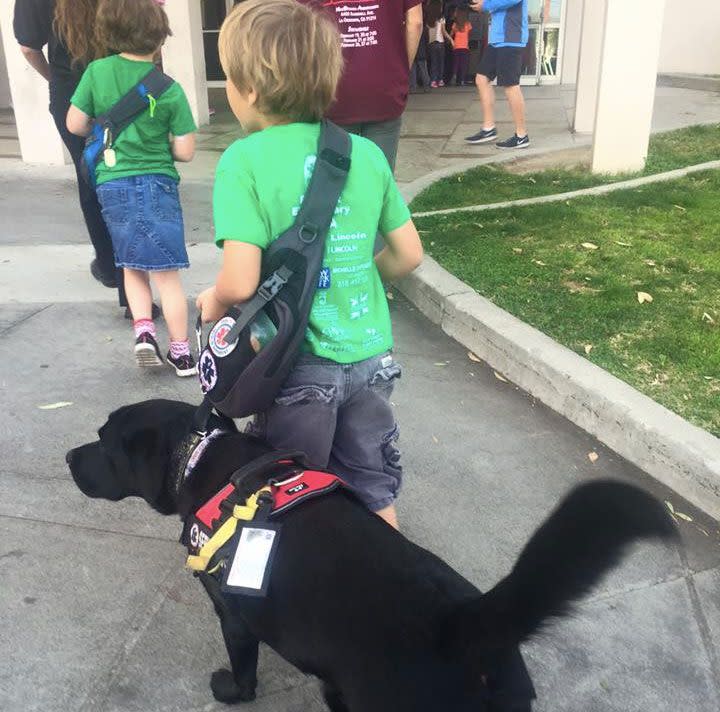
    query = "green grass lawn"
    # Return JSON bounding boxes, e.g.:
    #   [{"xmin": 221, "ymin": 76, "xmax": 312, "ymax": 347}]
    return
[
  {"xmin": 416, "ymin": 170, "xmax": 720, "ymax": 436},
  {"xmin": 410, "ymin": 124, "xmax": 720, "ymax": 212}
]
